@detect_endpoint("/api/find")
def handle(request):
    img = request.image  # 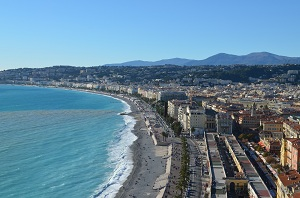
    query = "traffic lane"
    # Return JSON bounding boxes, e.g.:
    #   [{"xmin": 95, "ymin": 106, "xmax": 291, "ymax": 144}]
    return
[{"xmin": 188, "ymin": 139, "xmax": 202, "ymax": 198}]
